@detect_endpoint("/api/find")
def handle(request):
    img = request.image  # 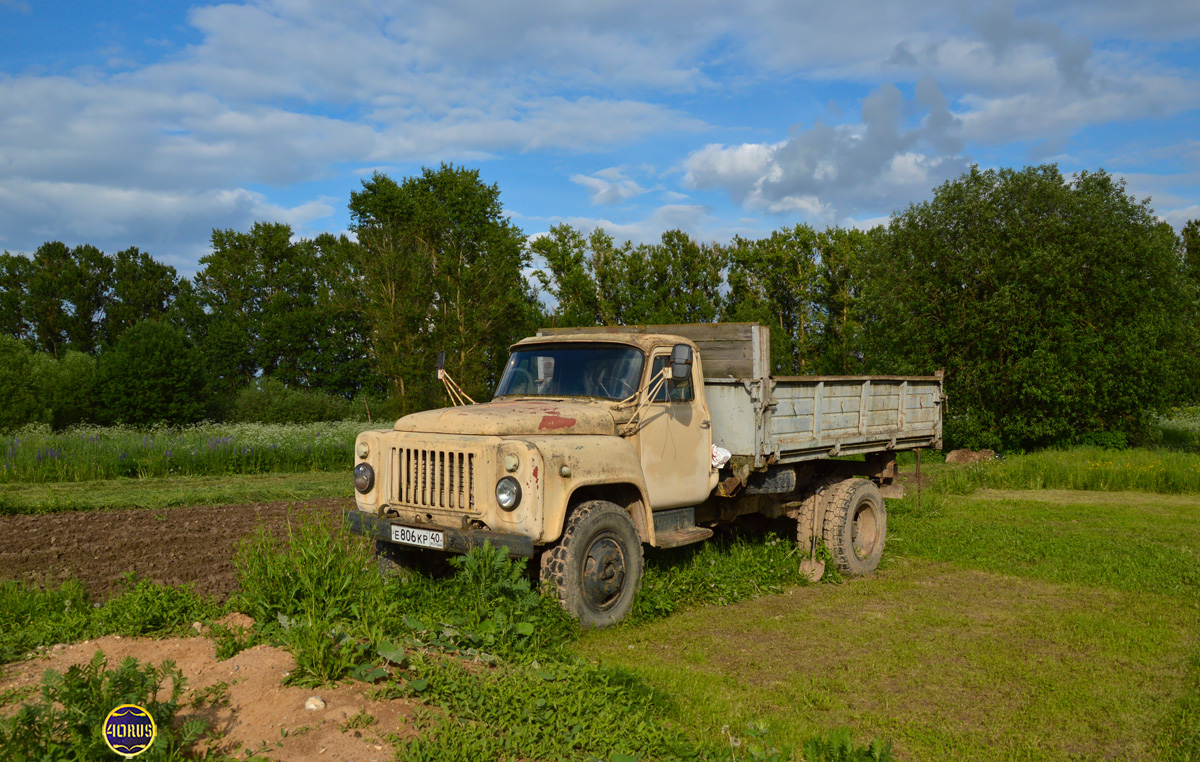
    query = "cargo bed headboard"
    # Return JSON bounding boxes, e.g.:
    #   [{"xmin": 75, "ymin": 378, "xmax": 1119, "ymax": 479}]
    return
[{"xmin": 536, "ymin": 323, "xmax": 770, "ymax": 381}]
